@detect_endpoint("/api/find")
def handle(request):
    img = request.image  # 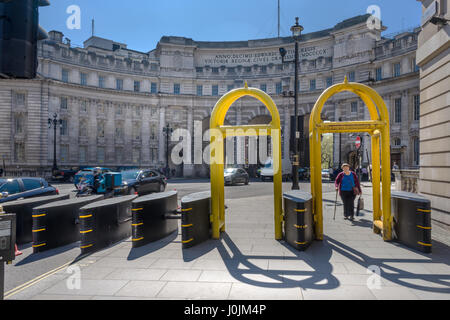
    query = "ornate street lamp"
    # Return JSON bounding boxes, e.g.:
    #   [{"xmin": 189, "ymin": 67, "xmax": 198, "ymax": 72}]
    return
[
  {"xmin": 162, "ymin": 123, "xmax": 173, "ymax": 178},
  {"xmin": 48, "ymin": 113, "xmax": 62, "ymax": 173},
  {"xmin": 279, "ymin": 17, "xmax": 304, "ymax": 190}
]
